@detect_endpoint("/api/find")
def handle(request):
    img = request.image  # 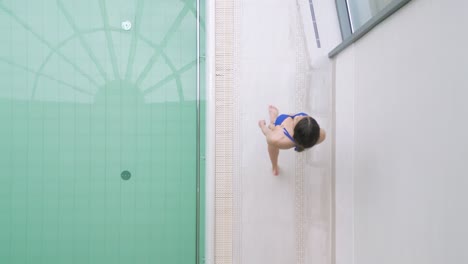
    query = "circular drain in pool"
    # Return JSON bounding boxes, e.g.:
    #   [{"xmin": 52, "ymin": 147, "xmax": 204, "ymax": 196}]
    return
[{"xmin": 121, "ymin": 170, "xmax": 131, "ymax": 181}]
